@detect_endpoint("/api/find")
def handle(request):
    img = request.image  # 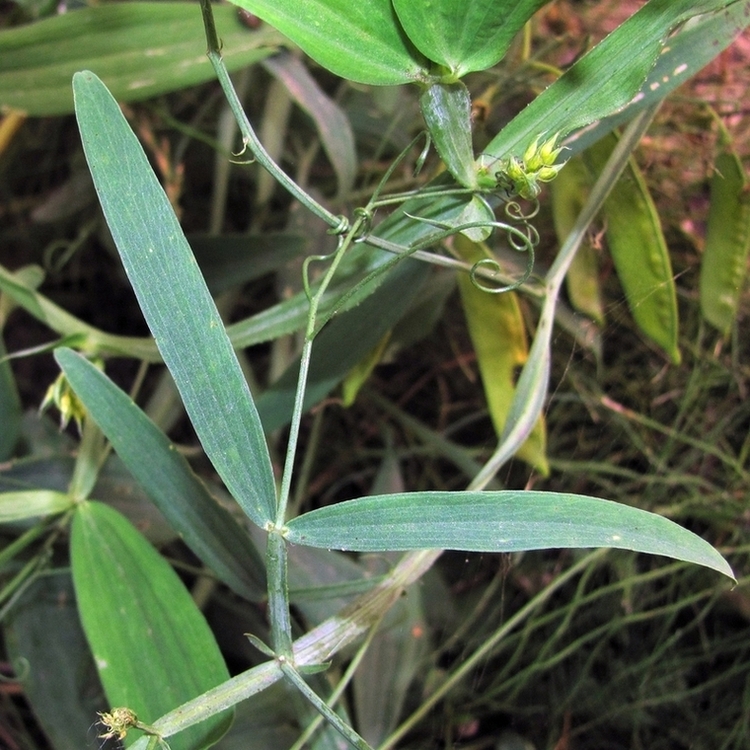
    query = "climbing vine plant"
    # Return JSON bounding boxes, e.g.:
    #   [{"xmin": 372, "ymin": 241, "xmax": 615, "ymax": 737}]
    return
[{"xmin": 1, "ymin": 0, "xmax": 747, "ymax": 749}]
